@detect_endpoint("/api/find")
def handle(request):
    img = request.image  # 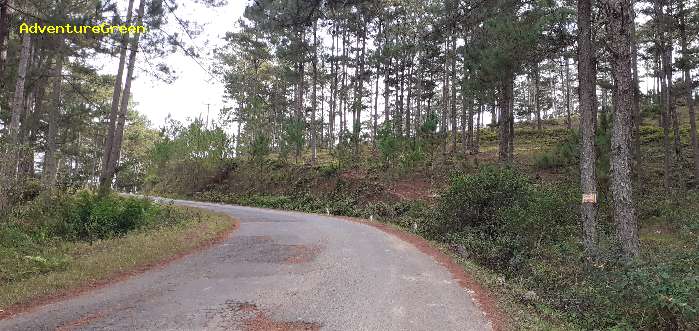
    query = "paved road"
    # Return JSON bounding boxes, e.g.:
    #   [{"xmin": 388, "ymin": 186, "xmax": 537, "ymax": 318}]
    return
[{"xmin": 1, "ymin": 199, "xmax": 491, "ymax": 331}]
